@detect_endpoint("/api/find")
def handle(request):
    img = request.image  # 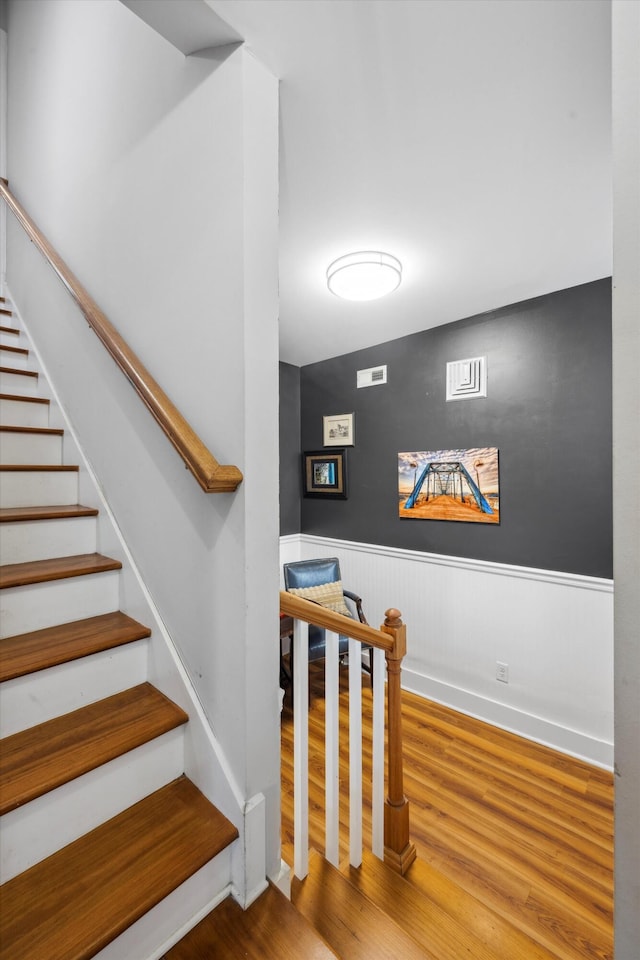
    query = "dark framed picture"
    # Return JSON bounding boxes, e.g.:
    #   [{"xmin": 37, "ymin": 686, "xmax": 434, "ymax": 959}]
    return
[{"xmin": 303, "ymin": 449, "xmax": 348, "ymax": 498}]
